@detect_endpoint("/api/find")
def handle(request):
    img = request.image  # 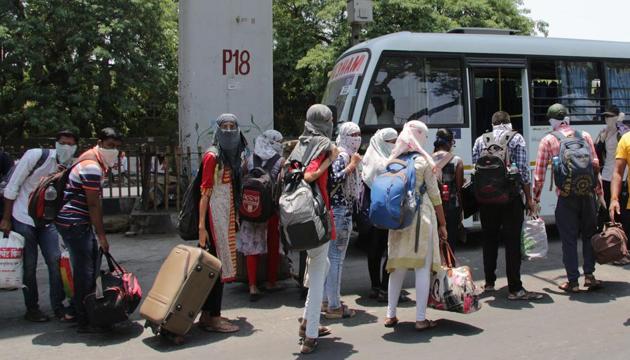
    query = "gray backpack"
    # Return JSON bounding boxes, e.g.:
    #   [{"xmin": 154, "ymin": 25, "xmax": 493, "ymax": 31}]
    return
[
  {"xmin": 551, "ymin": 130, "xmax": 596, "ymax": 197},
  {"xmin": 279, "ymin": 160, "xmax": 329, "ymax": 251}
]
